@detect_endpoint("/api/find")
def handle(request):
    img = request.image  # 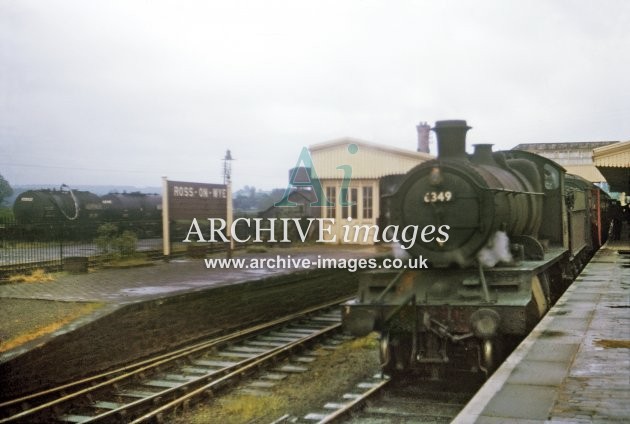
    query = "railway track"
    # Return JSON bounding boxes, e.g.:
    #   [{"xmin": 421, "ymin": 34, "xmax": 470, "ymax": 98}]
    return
[
  {"xmin": 0, "ymin": 298, "xmax": 350, "ymax": 423},
  {"xmin": 277, "ymin": 372, "xmax": 480, "ymax": 424}
]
